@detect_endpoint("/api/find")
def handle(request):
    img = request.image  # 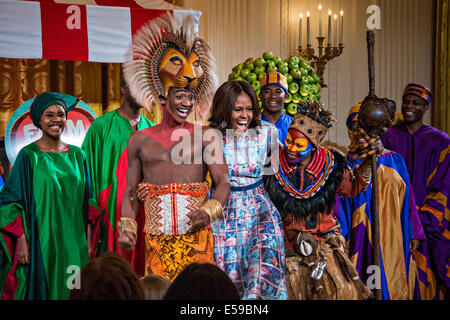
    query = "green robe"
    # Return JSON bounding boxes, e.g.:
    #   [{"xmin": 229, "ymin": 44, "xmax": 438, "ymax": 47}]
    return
[
  {"xmin": 0, "ymin": 143, "xmax": 92, "ymax": 300},
  {"xmin": 81, "ymin": 110, "xmax": 153, "ymax": 270}
]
